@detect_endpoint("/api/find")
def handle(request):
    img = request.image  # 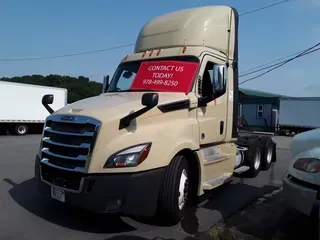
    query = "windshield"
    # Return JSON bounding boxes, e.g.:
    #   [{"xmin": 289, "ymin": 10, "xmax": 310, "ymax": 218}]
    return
[{"xmin": 107, "ymin": 56, "xmax": 199, "ymax": 93}]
